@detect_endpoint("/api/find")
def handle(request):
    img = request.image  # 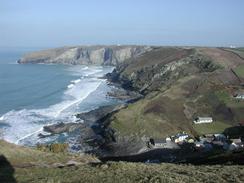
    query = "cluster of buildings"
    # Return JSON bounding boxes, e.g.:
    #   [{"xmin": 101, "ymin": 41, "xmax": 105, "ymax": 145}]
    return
[
  {"xmin": 147, "ymin": 132, "xmax": 194, "ymax": 149},
  {"xmin": 195, "ymin": 133, "xmax": 244, "ymax": 152},
  {"xmin": 147, "ymin": 123, "xmax": 244, "ymax": 151},
  {"xmin": 147, "ymin": 129, "xmax": 244, "ymax": 153},
  {"xmin": 147, "ymin": 94, "xmax": 244, "ymax": 153}
]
